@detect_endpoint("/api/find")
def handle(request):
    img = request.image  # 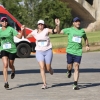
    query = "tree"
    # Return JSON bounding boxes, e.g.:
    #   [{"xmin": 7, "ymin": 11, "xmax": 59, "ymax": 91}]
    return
[
  {"xmin": 33, "ymin": 0, "xmax": 72, "ymax": 28},
  {"xmin": 23, "ymin": 0, "xmax": 40, "ymax": 28},
  {"xmin": 0, "ymin": 0, "xmax": 38, "ymax": 29},
  {"xmin": 0, "ymin": 0, "xmax": 25, "ymax": 23},
  {"xmin": 0, "ymin": 0, "xmax": 72, "ymax": 29}
]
